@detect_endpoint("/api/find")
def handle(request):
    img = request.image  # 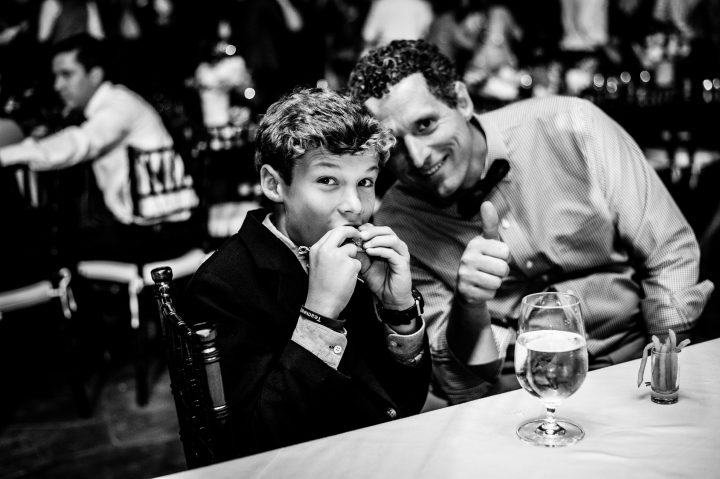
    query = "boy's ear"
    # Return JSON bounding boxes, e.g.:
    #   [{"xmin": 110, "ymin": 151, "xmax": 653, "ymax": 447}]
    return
[
  {"xmin": 260, "ymin": 165, "xmax": 284, "ymax": 203},
  {"xmin": 454, "ymin": 81, "xmax": 475, "ymax": 120}
]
